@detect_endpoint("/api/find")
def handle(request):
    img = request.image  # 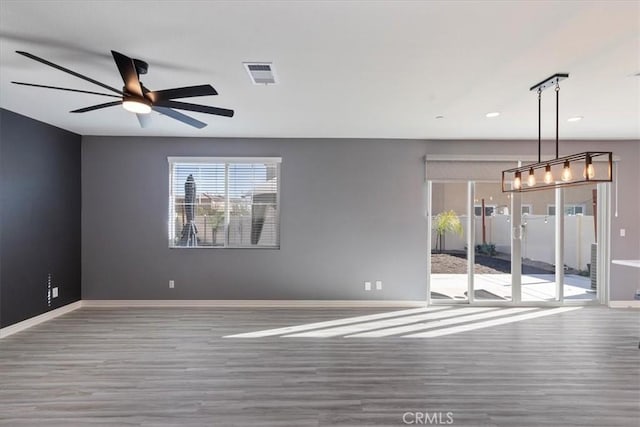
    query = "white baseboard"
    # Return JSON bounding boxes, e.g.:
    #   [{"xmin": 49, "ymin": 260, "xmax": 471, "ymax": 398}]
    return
[
  {"xmin": 608, "ymin": 300, "xmax": 640, "ymax": 308},
  {"xmin": 0, "ymin": 301, "xmax": 82, "ymax": 339},
  {"xmin": 81, "ymin": 299, "xmax": 428, "ymax": 308}
]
